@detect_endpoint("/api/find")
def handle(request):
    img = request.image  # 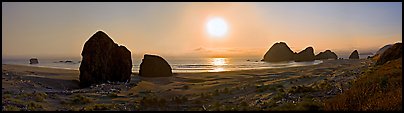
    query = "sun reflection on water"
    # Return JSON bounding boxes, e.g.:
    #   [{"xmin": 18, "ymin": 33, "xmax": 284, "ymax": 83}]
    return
[
  {"xmin": 209, "ymin": 68, "xmax": 225, "ymax": 72},
  {"xmin": 211, "ymin": 58, "xmax": 227, "ymax": 66},
  {"xmin": 209, "ymin": 58, "xmax": 228, "ymax": 72}
]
